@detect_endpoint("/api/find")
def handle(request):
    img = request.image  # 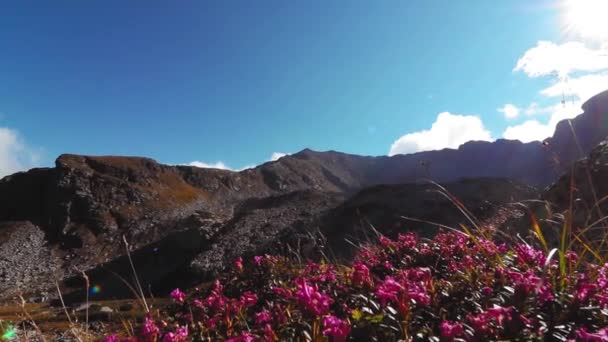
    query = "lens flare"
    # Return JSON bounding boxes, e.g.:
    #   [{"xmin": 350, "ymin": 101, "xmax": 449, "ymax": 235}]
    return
[
  {"xmin": 90, "ymin": 285, "xmax": 102, "ymax": 295},
  {"xmin": 1, "ymin": 326, "xmax": 16, "ymax": 341}
]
